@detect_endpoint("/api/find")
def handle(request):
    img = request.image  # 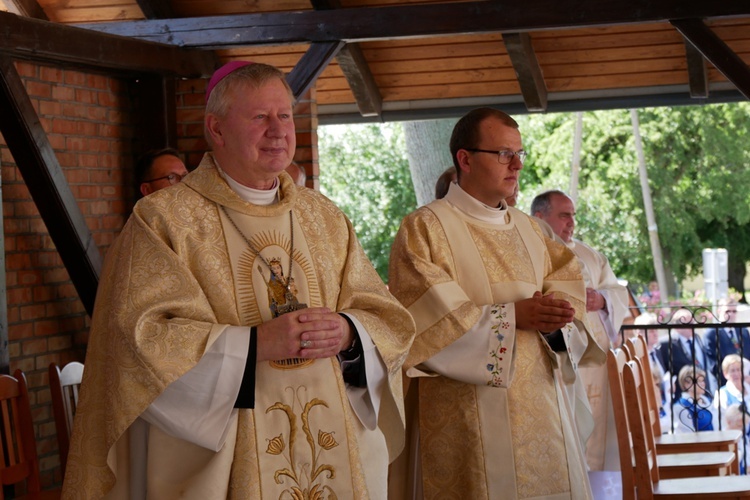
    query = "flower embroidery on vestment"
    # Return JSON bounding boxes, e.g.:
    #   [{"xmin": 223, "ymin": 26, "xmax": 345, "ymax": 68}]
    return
[{"xmin": 487, "ymin": 304, "xmax": 511, "ymax": 387}]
